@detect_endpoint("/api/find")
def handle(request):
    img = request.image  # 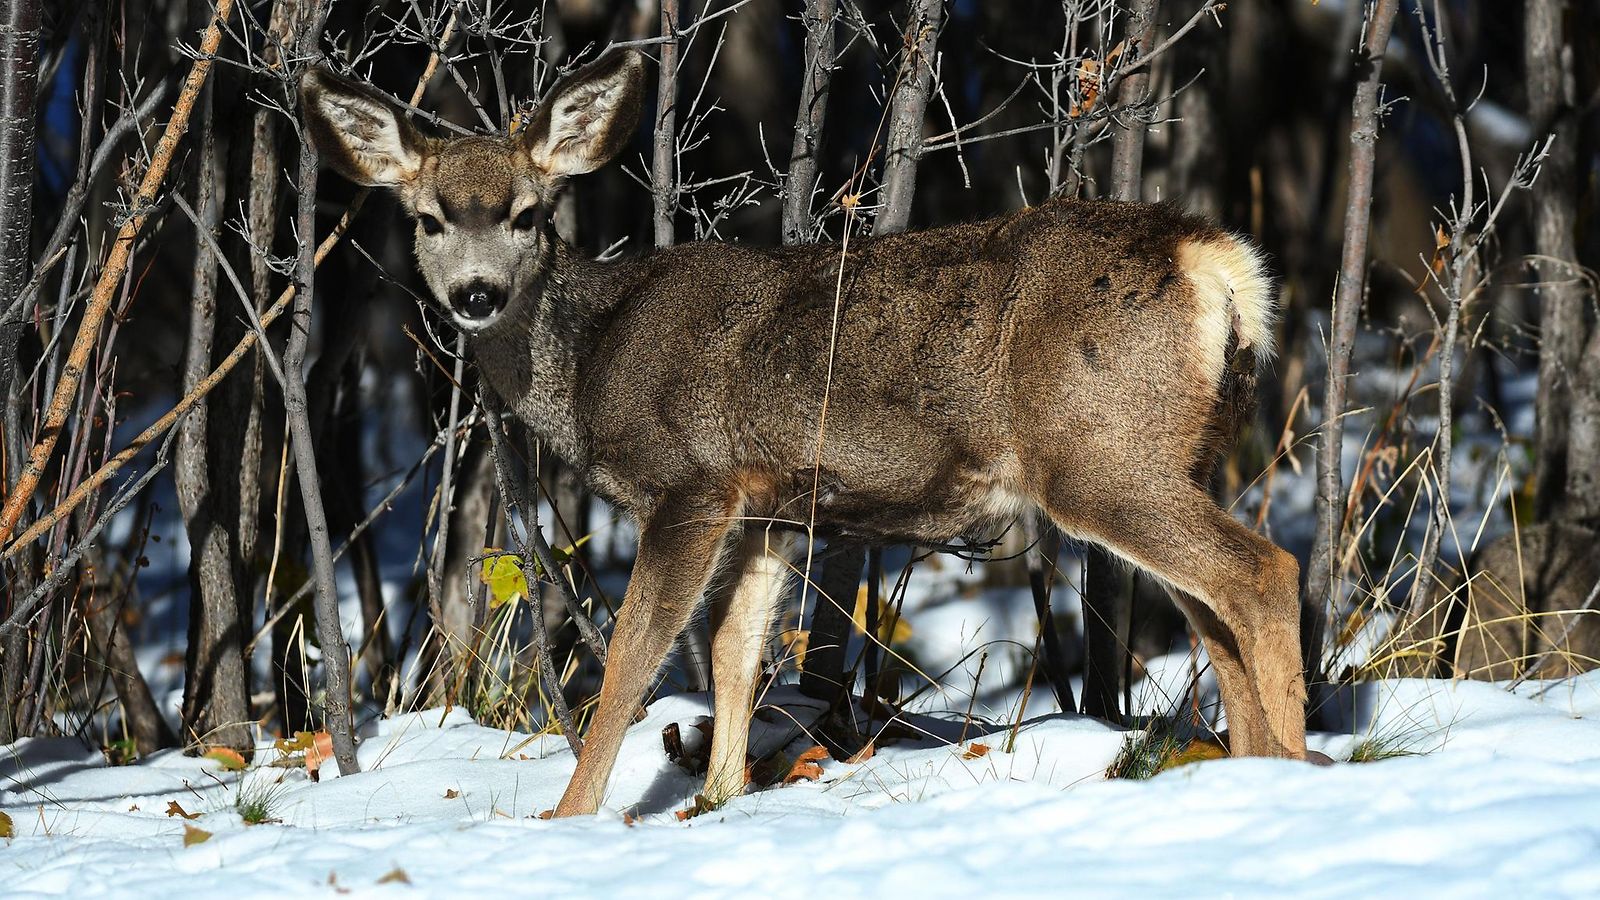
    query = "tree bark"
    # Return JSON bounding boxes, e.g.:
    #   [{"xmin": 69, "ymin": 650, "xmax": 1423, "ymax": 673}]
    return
[
  {"xmin": 652, "ymin": 0, "xmax": 680, "ymax": 250},
  {"xmin": 0, "ymin": 0, "xmax": 40, "ymax": 745},
  {"xmin": 1525, "ymin": 0, "xmax": 1584, "ymax": 522},
  {"xmin": 781, "ymin": 0, "xmax": 836, "ymax": 245},
  {"xmin": 286, "ymin": 0, "xmax": 358, "ymax": 775},
  {"xmin": 176, "ymin": 14, "xmax": 253, "ymax": 751},
  {"xmin": 875, "ymin": 0, "xmax": 944, "ymax": 237},
  {"xmin": 1302, "ymin": 0, "xmax": 1400, "ymax": 665},
  {"xmin": 88, "ymin": 590, "xmax": 179, "ymax": 755}
]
